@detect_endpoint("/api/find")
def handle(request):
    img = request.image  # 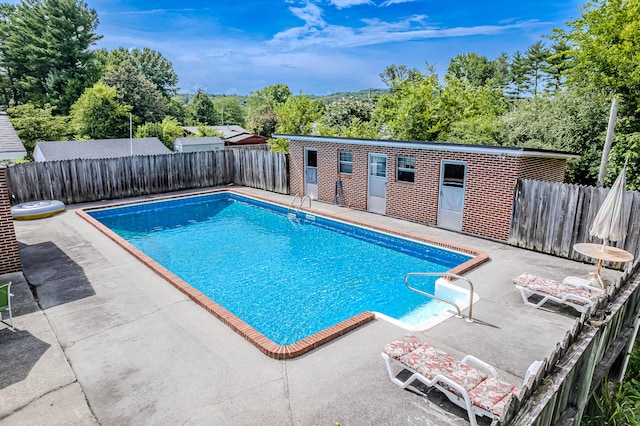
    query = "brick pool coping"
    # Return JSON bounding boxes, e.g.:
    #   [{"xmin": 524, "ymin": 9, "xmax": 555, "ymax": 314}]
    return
[{"xmin": 77, "ymin": 188, "xmax": 489, "ymax": 359}]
